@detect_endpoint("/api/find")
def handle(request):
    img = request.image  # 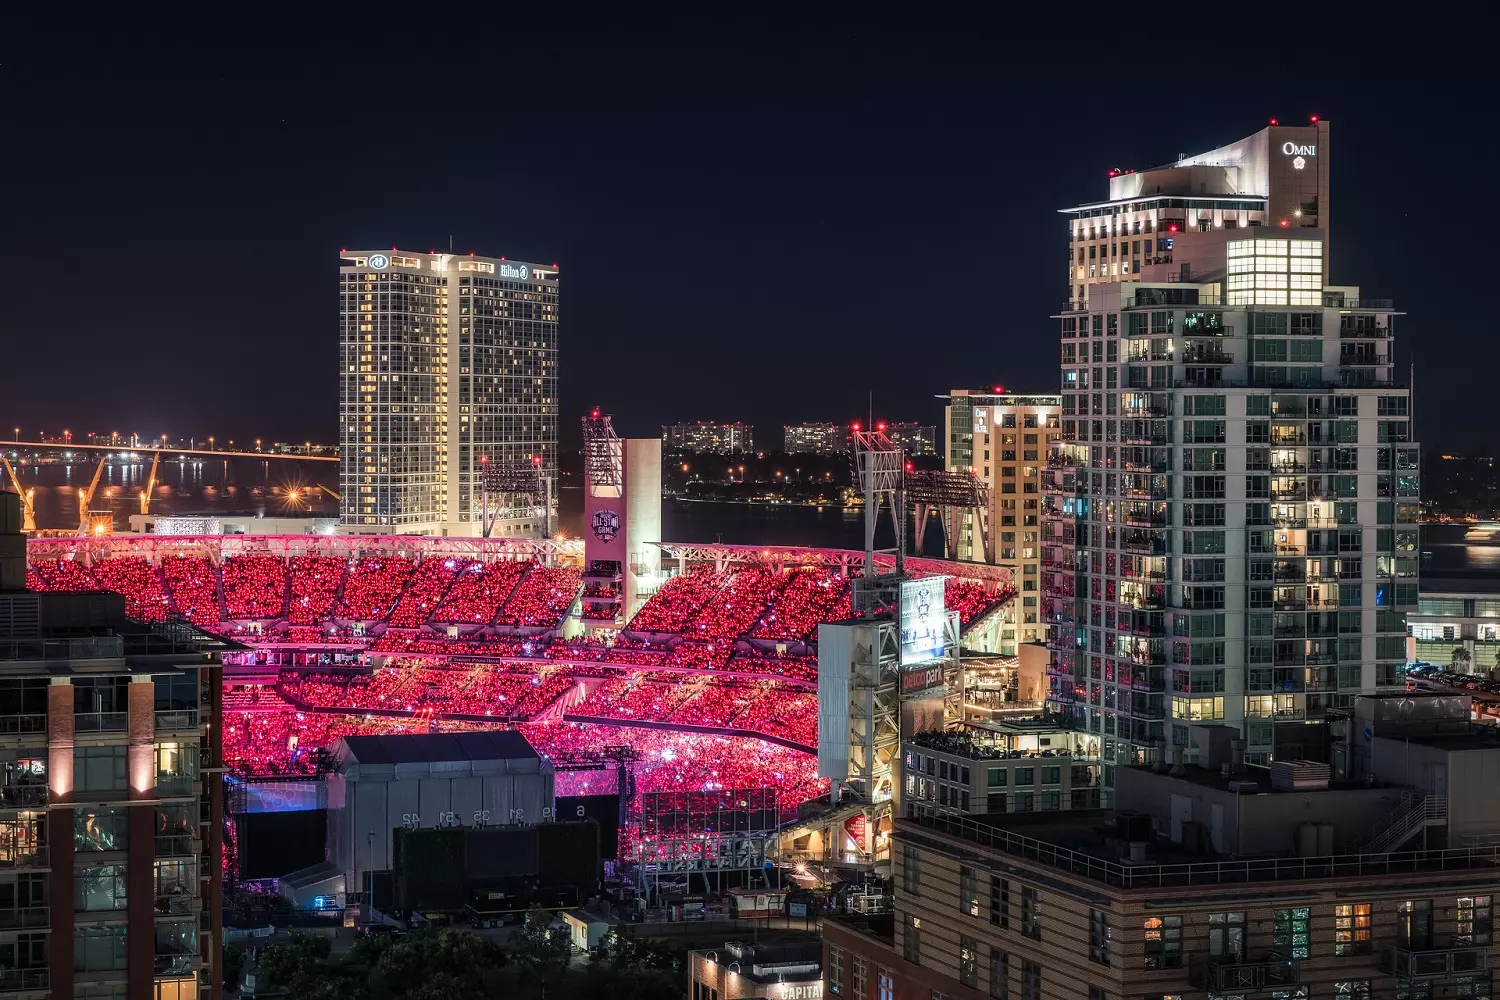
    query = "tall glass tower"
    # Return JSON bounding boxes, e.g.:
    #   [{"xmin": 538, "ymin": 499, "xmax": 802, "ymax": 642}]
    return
[
  {"xmin": 1043, "ymin": 123, "xmax": 1417, "ymax": 798},
  {"xmin": 338, "ymin": 250, "xmax": 558, "ymax": 536}
]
